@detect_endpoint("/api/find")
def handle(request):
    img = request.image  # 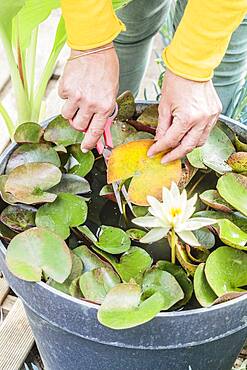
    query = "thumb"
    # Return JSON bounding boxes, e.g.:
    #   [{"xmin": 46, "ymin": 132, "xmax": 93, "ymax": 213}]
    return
[{"xmin": 155, "ymin": 103, "xmax": 172, "ymax": 141}]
